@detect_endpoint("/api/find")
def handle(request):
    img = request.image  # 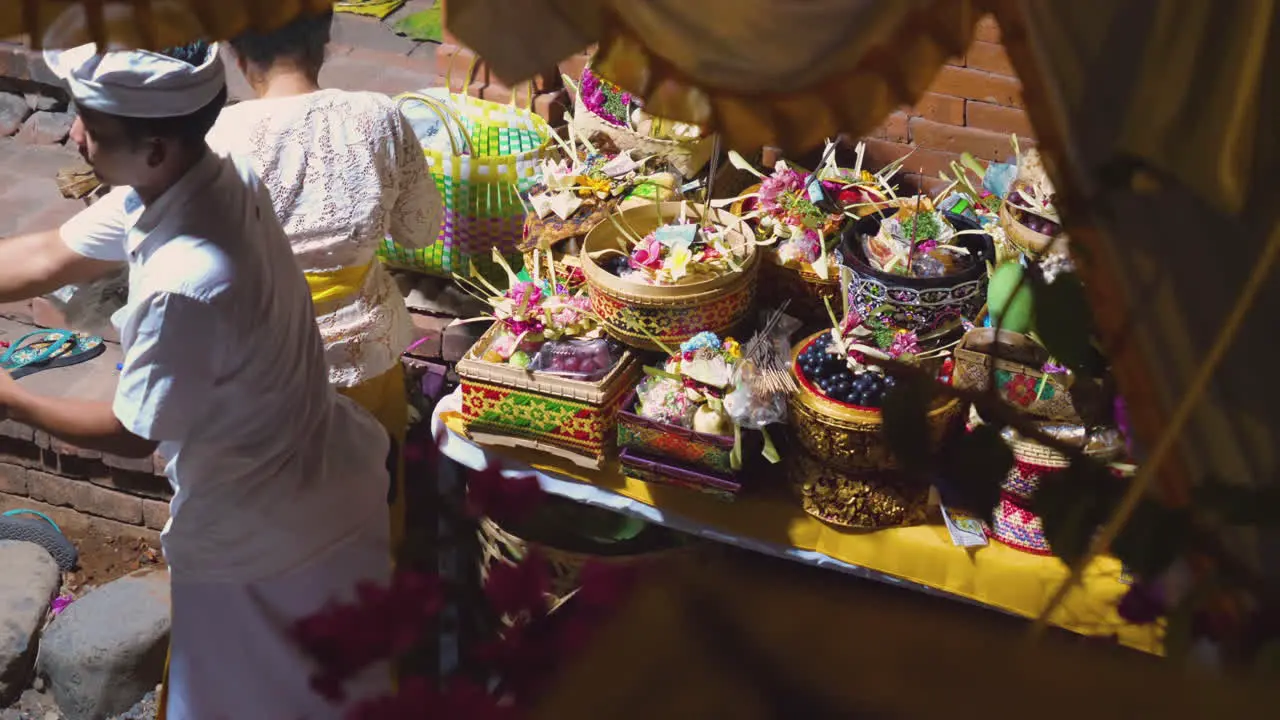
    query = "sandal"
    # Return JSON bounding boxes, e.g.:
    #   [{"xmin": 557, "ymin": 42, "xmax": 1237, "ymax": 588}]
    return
[{"xmin": 1, "ymin": 330, "xmax": 107, "ymax": 379}]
